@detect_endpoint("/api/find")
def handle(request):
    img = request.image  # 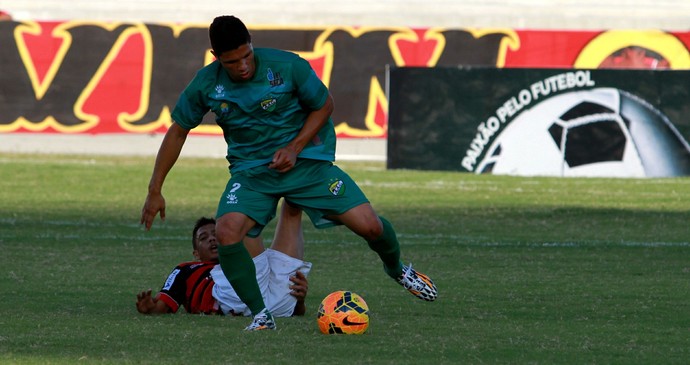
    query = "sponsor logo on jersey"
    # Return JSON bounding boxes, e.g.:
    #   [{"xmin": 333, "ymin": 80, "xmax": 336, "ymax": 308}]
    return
[
  {"xmin": 226, "ymin": 193, "xmax": 238, "ymax": 204},
  {"xmin": 328, "ymin": 179, "xmax": 345, "ymax": 196},
  {"xmin": 163, "ymin": 269, "xmax": 180, "ymax": 290},
  {"xmin": 267, "ymin": 68, "xmax": 284, "ymax": 87},
  {"xmin": 261, "ymin": 97, "xmax": 277, "ymax": 112}
]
